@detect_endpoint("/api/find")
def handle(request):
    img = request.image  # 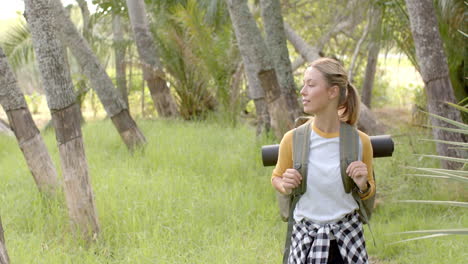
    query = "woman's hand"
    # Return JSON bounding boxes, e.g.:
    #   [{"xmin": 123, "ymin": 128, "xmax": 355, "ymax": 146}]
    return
[
  {"xmin": 346, "ymin": 161, "xmax": 369, "ymax": 192},
  {"xmin": 273, "ymin": 169, "xmax": 302, "ymax": 195}
]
